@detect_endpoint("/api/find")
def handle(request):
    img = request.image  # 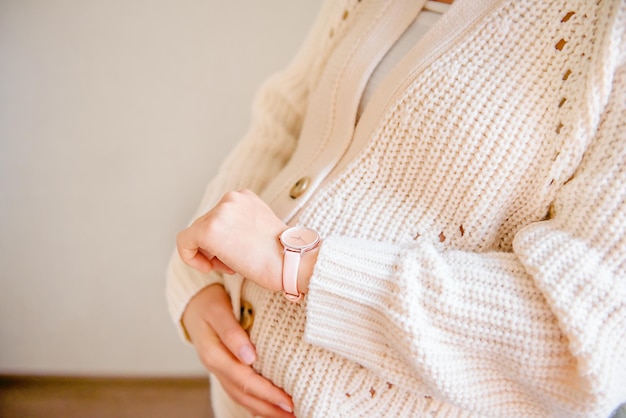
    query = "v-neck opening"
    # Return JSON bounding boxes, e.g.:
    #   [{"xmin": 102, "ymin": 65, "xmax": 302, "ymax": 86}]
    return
[
  {"xmin": 324, "ymin": 0, "xmax": 504, "ymax": 194},
  {"xmin": 355, "ymin": 0, "xmax": 501, "ymax": 131},
  {"xmin": 263, "ymin": 0, "xmax": 502, "ymax": 224},
  {"xmin": 357, "ymin": 2, "xmax": 450, "ymax": 119}
]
